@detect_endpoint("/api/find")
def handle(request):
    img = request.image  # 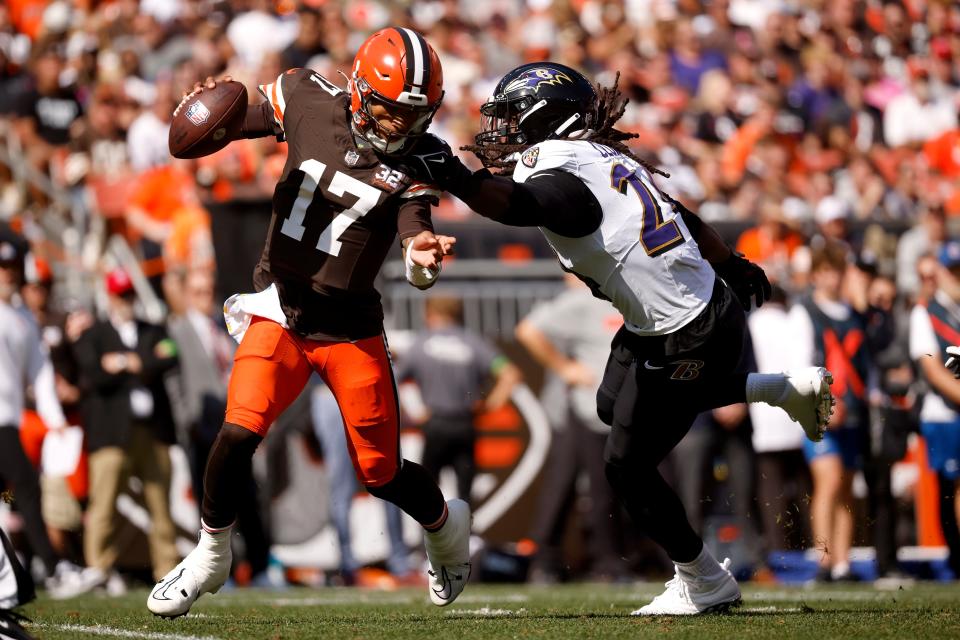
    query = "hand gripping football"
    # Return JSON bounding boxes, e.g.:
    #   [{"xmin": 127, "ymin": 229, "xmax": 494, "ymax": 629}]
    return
[{"xmin": 169, "ymin": 81, "xmax": 248, "ymax": 159}]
